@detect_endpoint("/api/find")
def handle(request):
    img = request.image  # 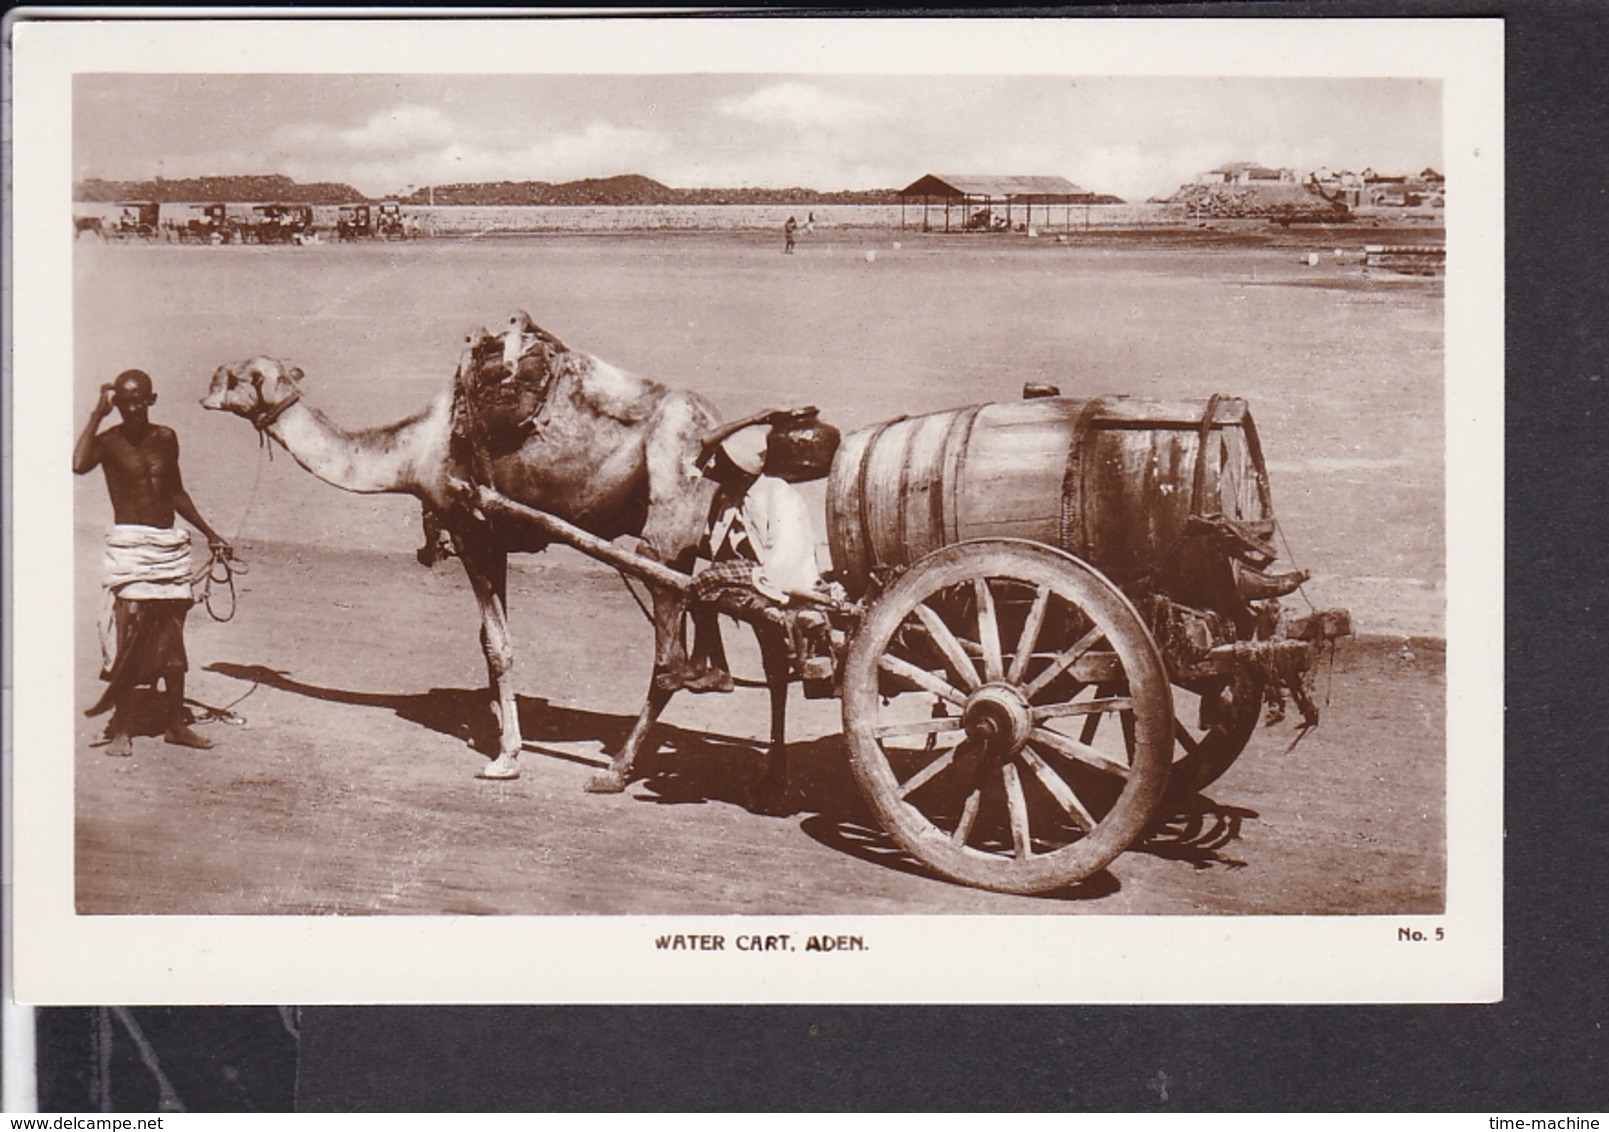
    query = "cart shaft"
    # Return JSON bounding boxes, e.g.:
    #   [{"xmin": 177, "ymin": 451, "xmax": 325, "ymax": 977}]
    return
[{"xmin": 473, "ymin": 486, "xmax": 694, "ymax": 594}]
